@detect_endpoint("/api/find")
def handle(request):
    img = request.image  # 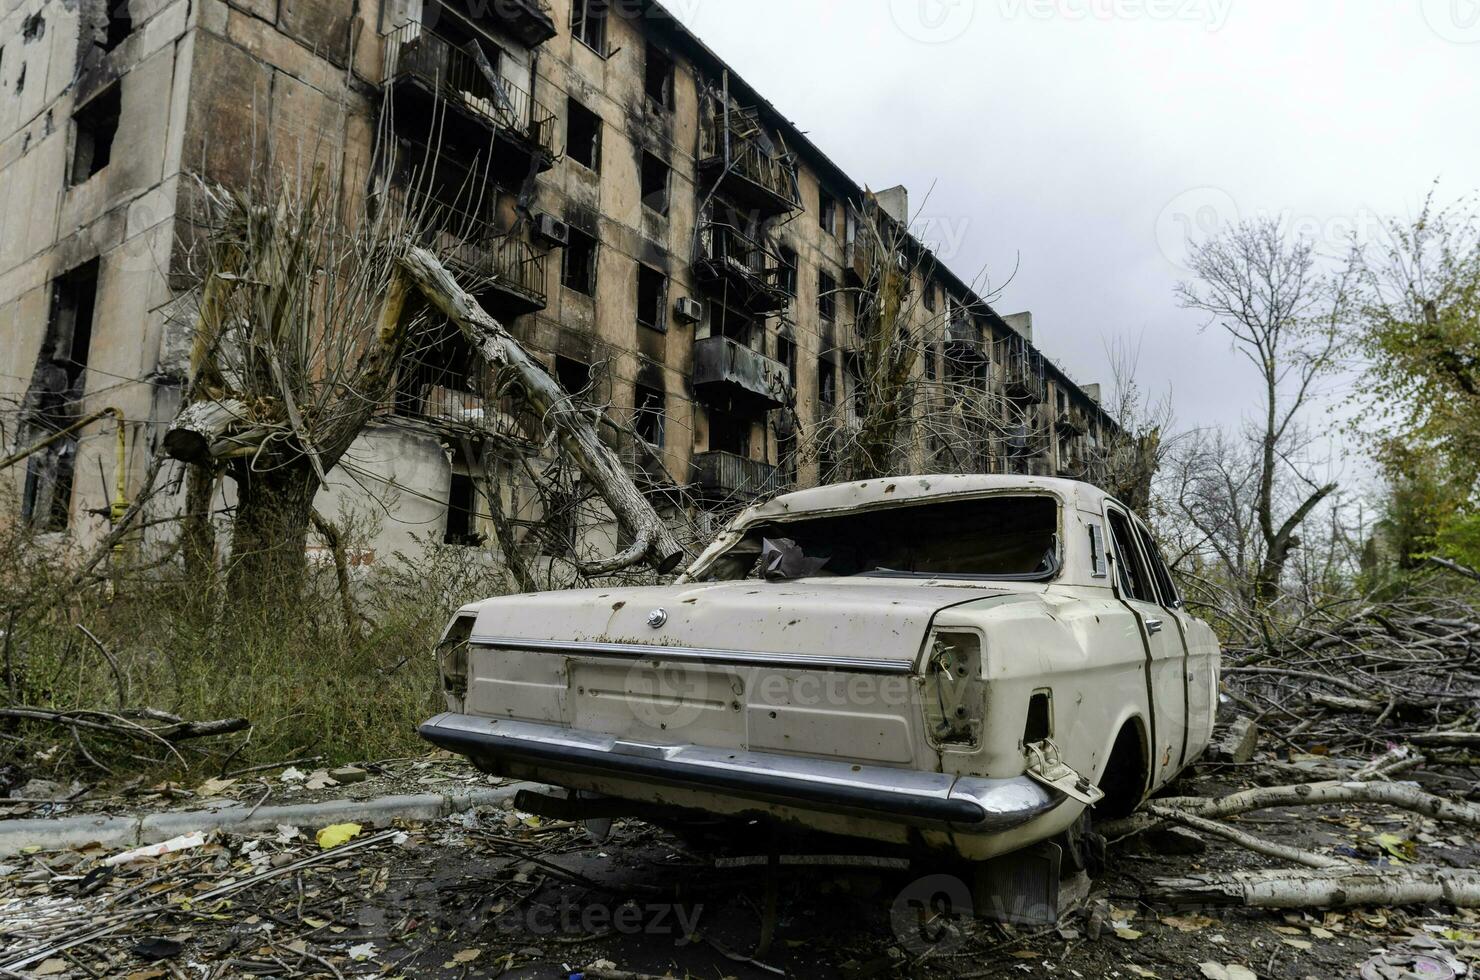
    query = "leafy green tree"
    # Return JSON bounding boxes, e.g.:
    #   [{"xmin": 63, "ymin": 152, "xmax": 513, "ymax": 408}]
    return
[{"xmin": 1355, "ymin": 189, "xmax": 1480, "ymax": 567}]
